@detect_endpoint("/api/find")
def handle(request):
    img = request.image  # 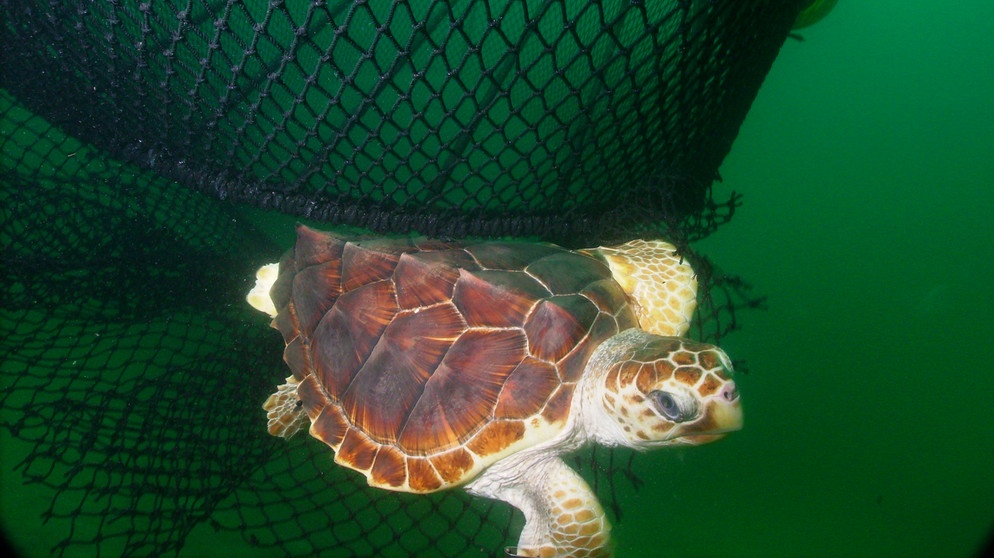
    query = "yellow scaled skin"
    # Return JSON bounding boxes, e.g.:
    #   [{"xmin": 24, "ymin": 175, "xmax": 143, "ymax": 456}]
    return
[{"xmin": 585, "ymin": 239, "xmax": 698, "ymax": 337}]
